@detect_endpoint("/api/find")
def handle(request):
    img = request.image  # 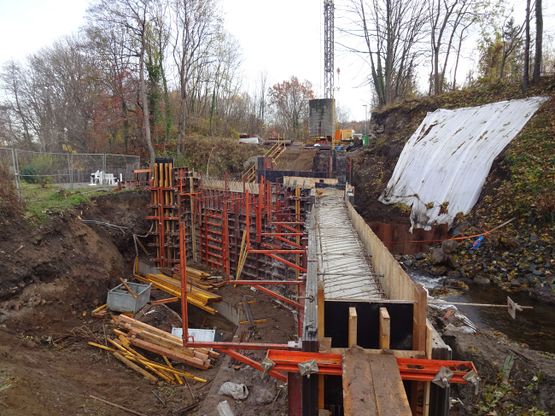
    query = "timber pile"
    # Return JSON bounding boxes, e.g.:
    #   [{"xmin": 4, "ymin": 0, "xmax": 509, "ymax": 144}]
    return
[
  {"xmin": 113, "ymin": 314, "xmax": 218, "ymax": 369},
  {"xmin": 175, "ymin": 266, "xmax": 225, "ymax": 290},
  {"xmin": 89, "ymin": 315, "xmax": 219, "ymax": 384},
  {"xmin": 134, "ymin": 272, "xmax": 221, "ymax": 314}
]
